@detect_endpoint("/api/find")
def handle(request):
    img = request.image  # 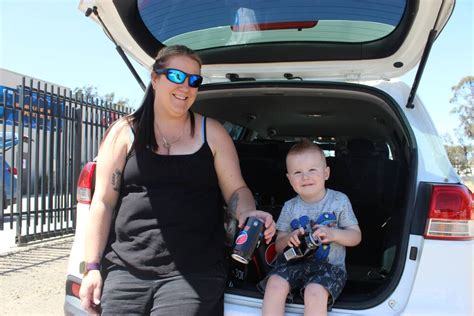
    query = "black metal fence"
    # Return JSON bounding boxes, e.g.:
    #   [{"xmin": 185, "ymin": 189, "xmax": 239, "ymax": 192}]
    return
[{"xmin": 0, "ymin": 78, "xmax": 132, "ymax": 244}]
